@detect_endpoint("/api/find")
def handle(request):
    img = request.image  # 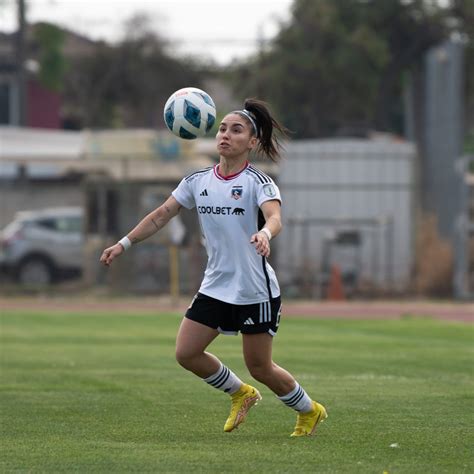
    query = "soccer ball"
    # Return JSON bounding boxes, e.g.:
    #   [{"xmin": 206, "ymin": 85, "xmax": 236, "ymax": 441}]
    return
[{"xmin": 163, "ymin": 87, "xmax": 217, "ymax": 140}]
